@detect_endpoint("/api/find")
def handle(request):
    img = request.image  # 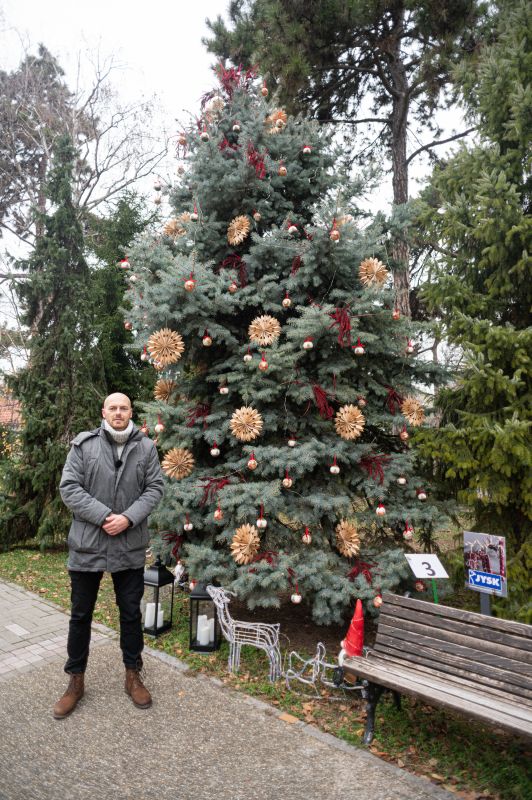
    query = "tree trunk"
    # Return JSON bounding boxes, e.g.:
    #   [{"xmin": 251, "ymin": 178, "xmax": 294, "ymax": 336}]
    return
[{"xmin": 388, "ymin": 9, "xmax": 411, "ymax": 318}]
